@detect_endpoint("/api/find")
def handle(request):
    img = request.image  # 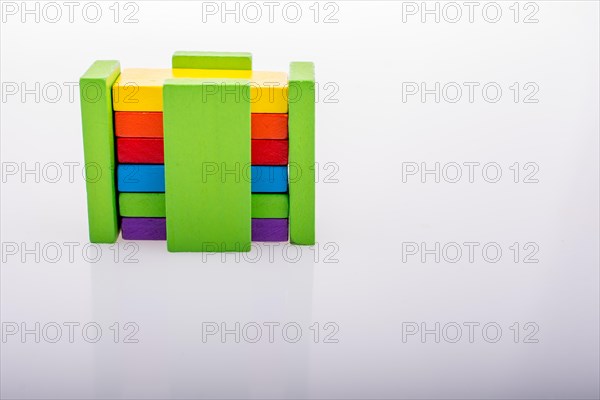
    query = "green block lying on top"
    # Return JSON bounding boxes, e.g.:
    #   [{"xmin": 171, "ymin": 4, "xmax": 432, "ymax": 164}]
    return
[
  {"xmin": 288, "ymin": 62, "xmax": 315, "ymax": 245},
  {"xmin": 172, "ymin": 51, "xmax": 252, "ymax": 70},
  {"xmin": 163, "ymin": 78, "xmax": 251, "ymax": 252},
  {"xmin": 80, "ymin": 60, "xmax": 121, "ymax": 243},
  {"xmin": 119, "ymin": 193, "xmax": 288, "ymax": 219}
]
